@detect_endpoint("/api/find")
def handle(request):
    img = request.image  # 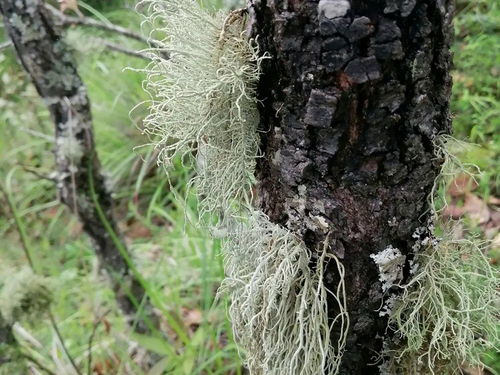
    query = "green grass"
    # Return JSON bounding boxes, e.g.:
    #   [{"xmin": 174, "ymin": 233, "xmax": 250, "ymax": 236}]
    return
[
  {"xmin": 0, "ymin": 0, "xmax": 498, "ymax": 374},
  {"xmin": 0, "ymin": 2, "xmax": 242, "ymax": 374}
]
